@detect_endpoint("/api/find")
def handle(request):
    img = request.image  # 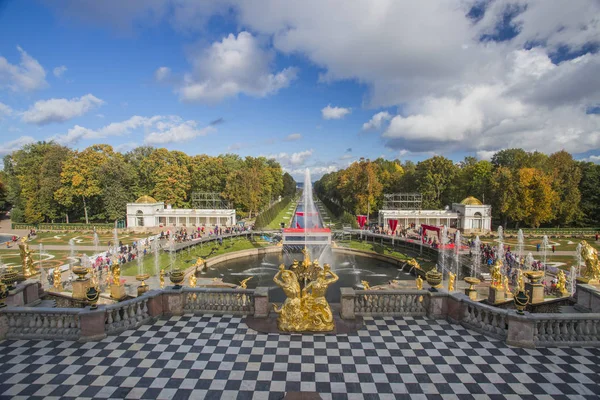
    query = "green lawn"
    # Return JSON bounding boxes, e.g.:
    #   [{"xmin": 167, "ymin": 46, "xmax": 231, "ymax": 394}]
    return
[
  {"xmin": 26, "ymin": 231, "xmax": 151, "ymax": 246},
  {"xmin": 315, "ymin": 200, "xmax": 341, "ymax": 229},
  {"xmin": 120, "ymin": 237, "xmax": 272, "ymax": 276},
  {"xmin": 266, "ymin": 197, "xmax": 299, "ymax": 229},
  {"xmin": 337, "ymin": 239, "xmax": 437, "ymax": 271},
  {"xmin": 0, "ymin": 250, "xmax": 74, "ymax": 269}
]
